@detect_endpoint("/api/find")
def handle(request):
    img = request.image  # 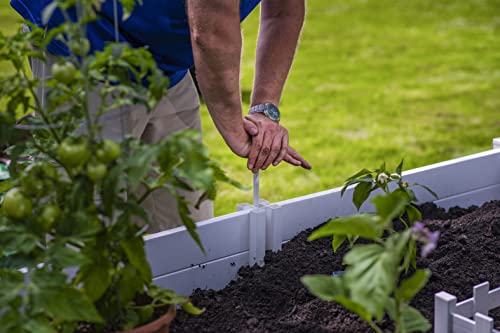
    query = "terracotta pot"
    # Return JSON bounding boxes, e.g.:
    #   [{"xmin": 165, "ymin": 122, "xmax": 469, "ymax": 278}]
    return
[{"xmin": 118, "ymin": 305, "xmax": 176, "ymax": 333}]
